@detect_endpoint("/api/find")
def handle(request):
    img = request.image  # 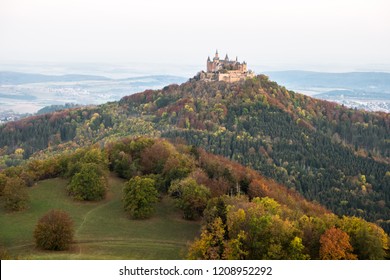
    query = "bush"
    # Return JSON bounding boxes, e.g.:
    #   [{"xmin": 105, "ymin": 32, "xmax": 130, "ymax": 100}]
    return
[
  {"xmin": 2, "ymin": 177, "xmax": 29, "ymax": 211},
  {"xmin": 34, "ymin": 210, "xmax": 74, "ymax": 251},
  {"xmin": 123, "ymin": 176, "xmax": 159, "ymax": 219},
  {"xmin": 67, "ymin": 163, "xmax": 108, "ymax": 201}
]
